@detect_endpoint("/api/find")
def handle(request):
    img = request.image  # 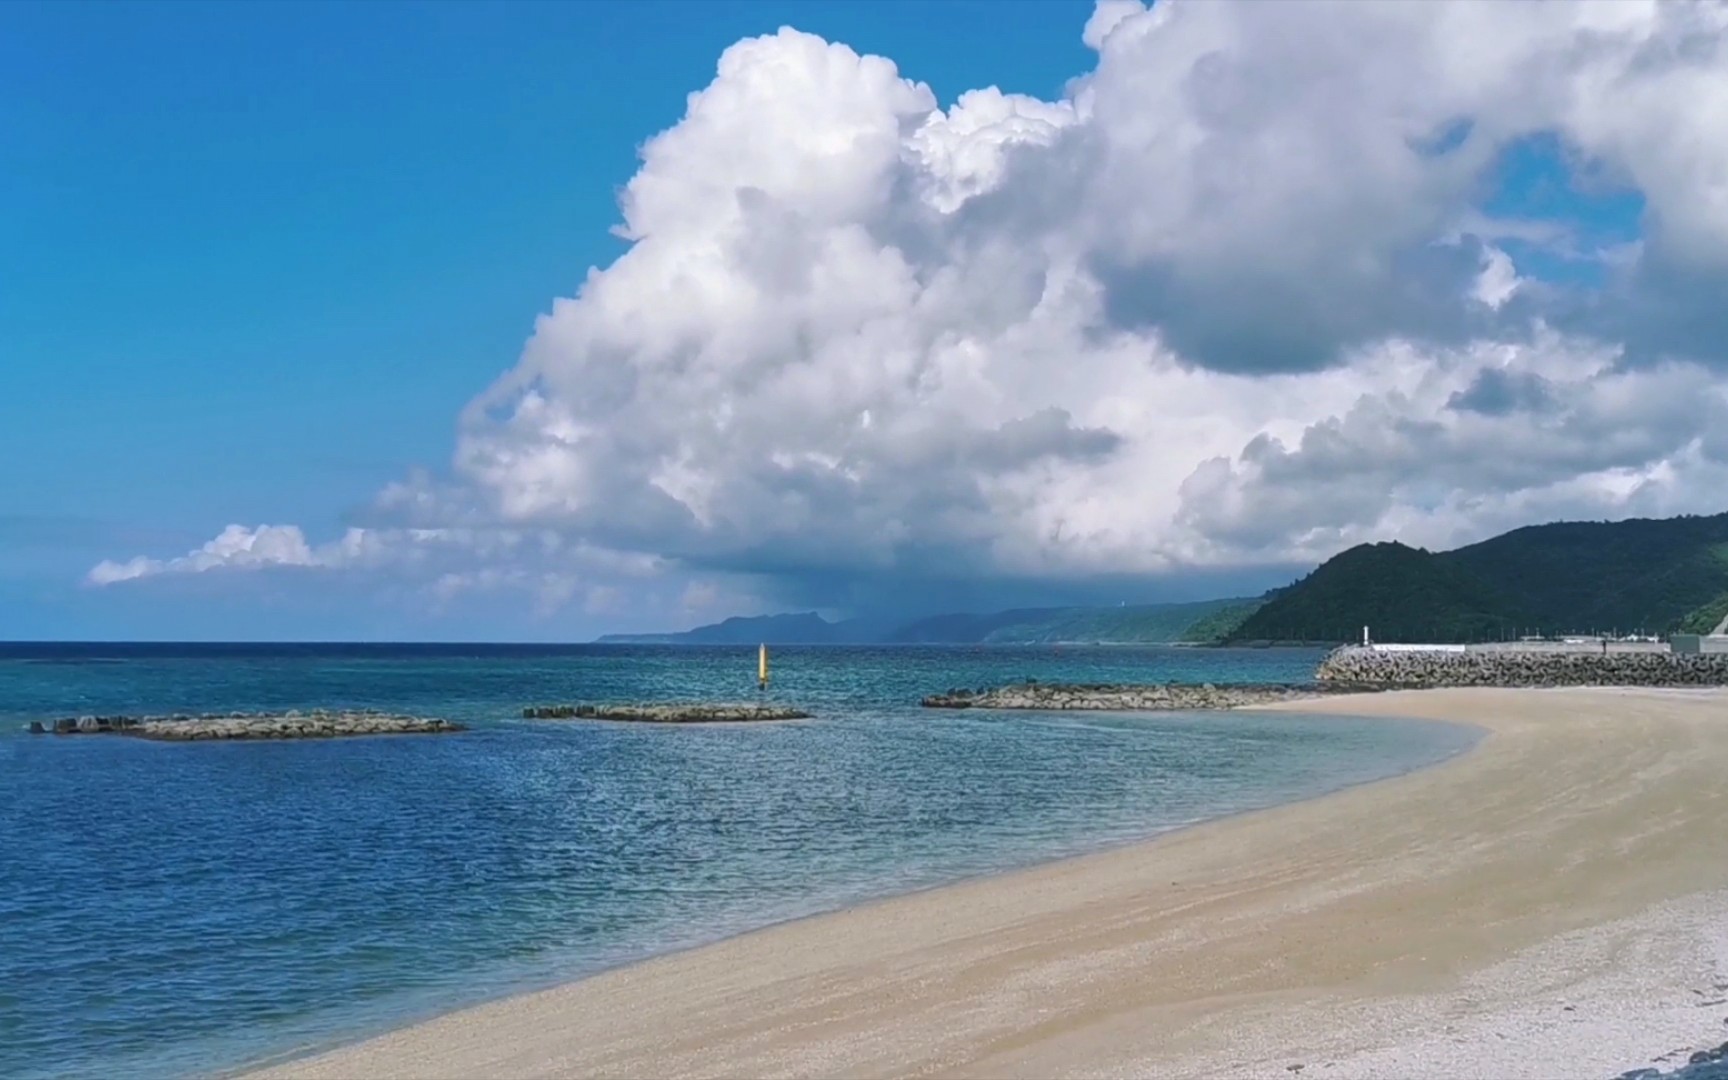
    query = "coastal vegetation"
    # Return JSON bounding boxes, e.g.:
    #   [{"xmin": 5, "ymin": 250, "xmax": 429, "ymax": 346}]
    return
[
  {"xmin": 1228, "ymin": 542, "xmax": 1517, "ymax": 643},
  {"xmin": 1676, "ymin": 590, "xmax": 1728, "ymax": 635},
  {"xmin": 1228, "ymin": 512, "xmax": 1728, "ymax": 643}
]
